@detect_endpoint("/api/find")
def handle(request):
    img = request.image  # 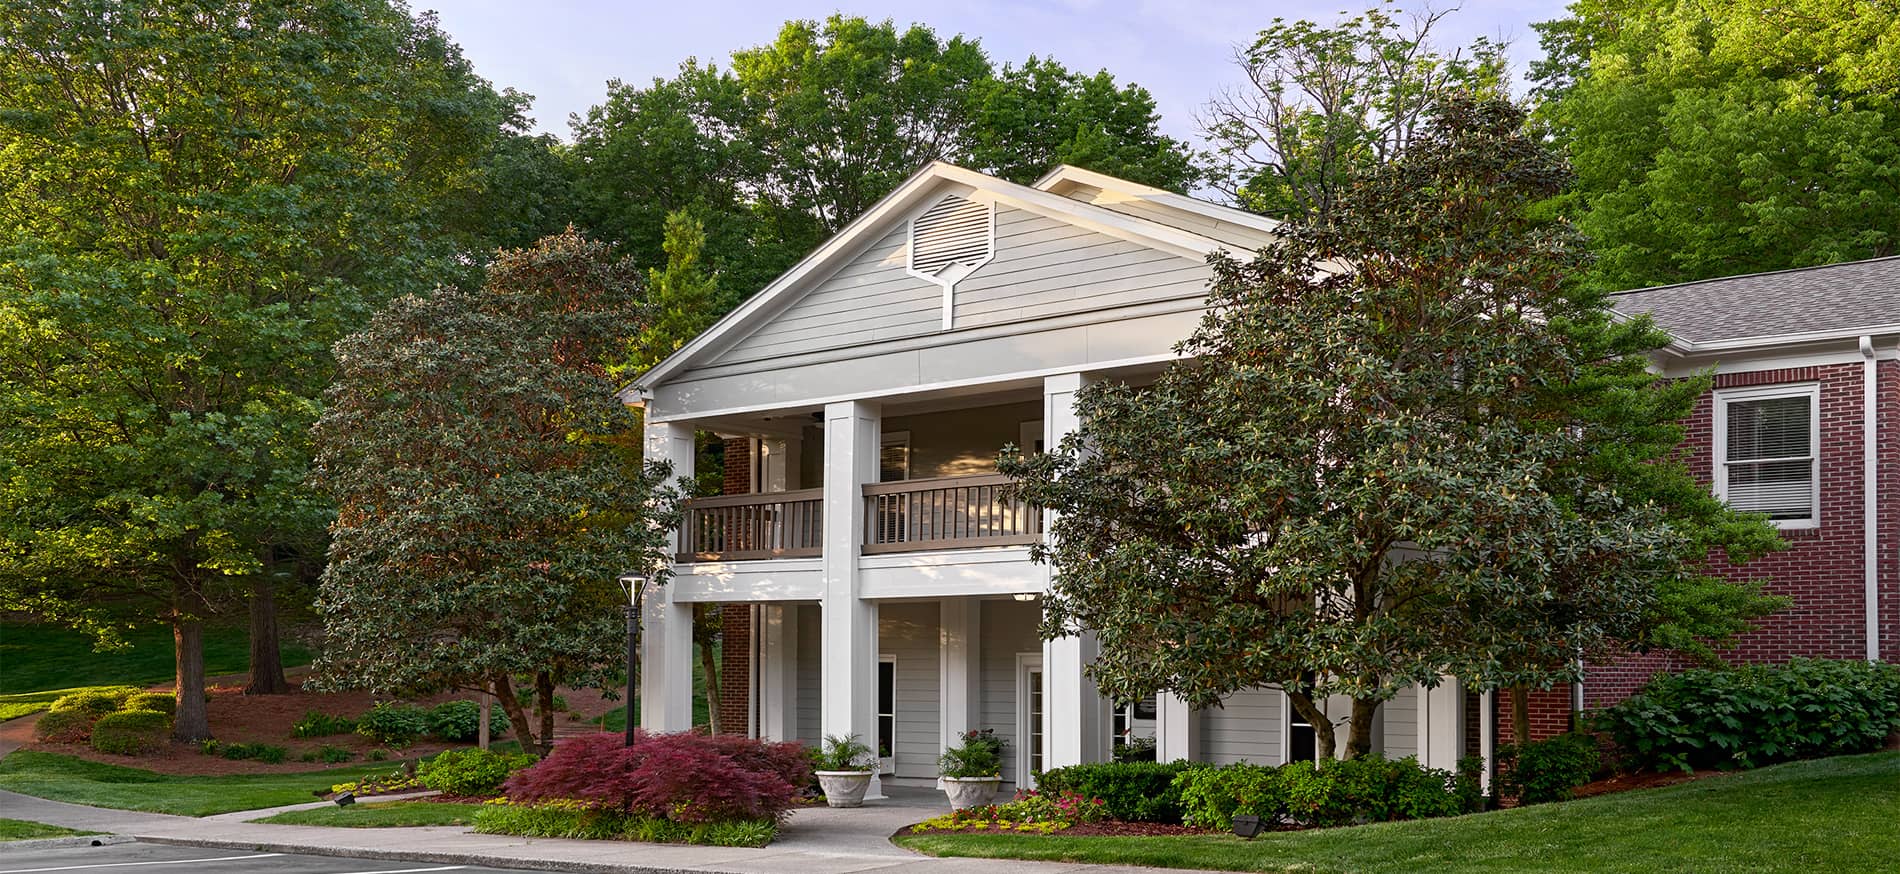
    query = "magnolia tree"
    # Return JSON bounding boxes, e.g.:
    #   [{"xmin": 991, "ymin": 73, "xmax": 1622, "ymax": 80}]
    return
[
  {"xmin": 311, "ymin": 231, "xmax": 681, "ymax": 753},
  {"xmin": 1002, "ymin": 98, "xmax": 1781, "ymax": 759}
]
